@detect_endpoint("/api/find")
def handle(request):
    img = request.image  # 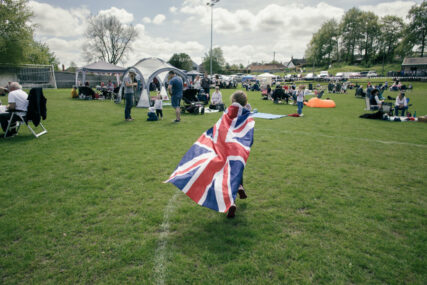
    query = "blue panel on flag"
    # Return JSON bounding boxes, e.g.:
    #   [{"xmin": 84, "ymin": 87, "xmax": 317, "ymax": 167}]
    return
[
  {"xmin": 236, "ymin": 110, "xmax": 250, "ymax": 127},
  {"xmin": 229, "ymin": 160, "xmax": 245, "ymax": 200},
  {"xmin": 205, "ymin": 127, "xmax": 214, "ymax": 138},
  {"xmin": 178, "ymin": 144, "xmax": 211, "ymax": 167},
  {"xmin": 234, "ymin": 128, "xmax": 254, "ymax": 148},
  {"xmin": 169, "ymin": 167, "xmax": 200, "ymax": 190},
  {"xmin": 201, "ymin": 181, "xmax": 219, "ymax": 211}
]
